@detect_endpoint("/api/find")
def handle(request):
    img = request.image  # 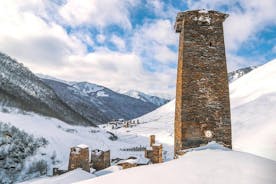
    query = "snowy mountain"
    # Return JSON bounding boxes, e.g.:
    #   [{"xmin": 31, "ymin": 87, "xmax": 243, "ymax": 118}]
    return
[
  {"xmin": 0, "ymin": 52, "xmax": 95, "ymax": 126},
  {"xmin": 40, "ymin": 79, "xmax": 159, "ymax": 125},
  {"xmin": 121, "ymin": 90, "xmax": 169, "ymax": 106},
  {"xmin": 228, "ymin": 66, "xmax": 258, "ymax": 83}
]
